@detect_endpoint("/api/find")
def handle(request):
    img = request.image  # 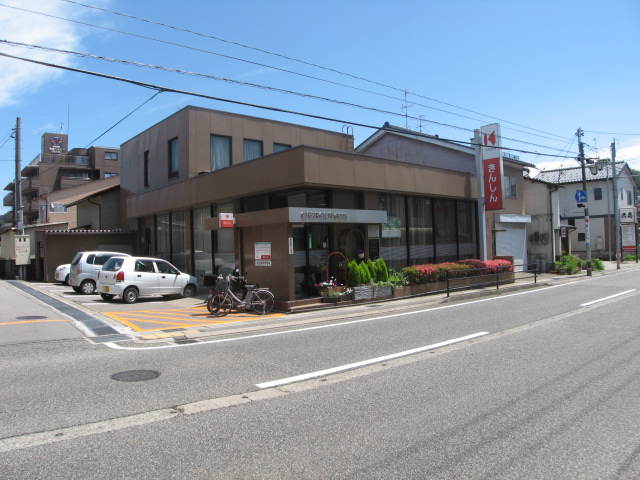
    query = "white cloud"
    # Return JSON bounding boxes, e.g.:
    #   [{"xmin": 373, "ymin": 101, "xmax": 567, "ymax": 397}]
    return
[{"xmin": 0, "ymin": 0, "xmax": 87, "ymax": 107}]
